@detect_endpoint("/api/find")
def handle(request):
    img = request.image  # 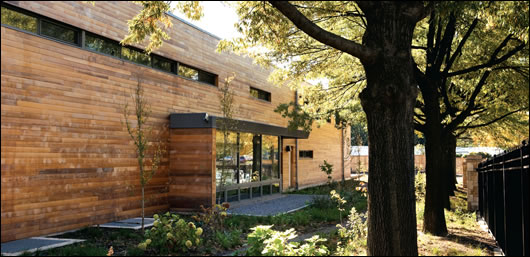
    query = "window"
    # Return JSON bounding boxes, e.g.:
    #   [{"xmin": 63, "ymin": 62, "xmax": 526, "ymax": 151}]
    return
[
  {"xmin": 41, "ymin": 20, "xmax": 78, "ymax": 44},
  {"xmin": 152, "ymin": 55, "xmax": 172, "ymax": 72},
  {"xmin": 85, "ymin": 32, "xmax": 120, "ymax": 57},
  {"xmin": 199, "ymin": 70, "xmax": 216, "ymax": 85},
  {"xmin": 122, "ymin": 47, "xmax": 150, "ymax": 66},
  {"xmin": 178, "ymin": 64, "xmax": 199, "ymax": 80},
  {"xmin": 299, "ymin": 150, "xmax": 313, "ymax": 159},
  {"xmin": 1, "ymin": 4, "xmax": 218, "ymax": 87},
  {"xmin": 250, "ymin": 87, "xmax": 271, "ymax": 102},
  {"xmin": 1, "ymin": 6, "xmax": 37, "ymax": 33}
]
